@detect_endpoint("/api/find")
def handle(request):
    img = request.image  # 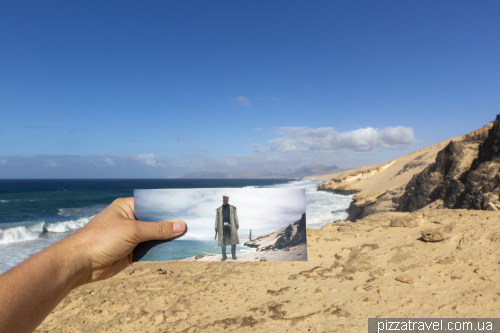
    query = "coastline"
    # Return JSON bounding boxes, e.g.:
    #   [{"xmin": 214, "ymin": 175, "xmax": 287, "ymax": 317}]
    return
[
  {"xmin": 32, "ymin": 116, "xmax": 500, "ymax": 331},
  {"xmin": 180, "ymin": 243, "xmax": 307, "ymax": 262},
  {"xmin": 2, "ymin": 178, "xmax": 335, "ymax": 273}
]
